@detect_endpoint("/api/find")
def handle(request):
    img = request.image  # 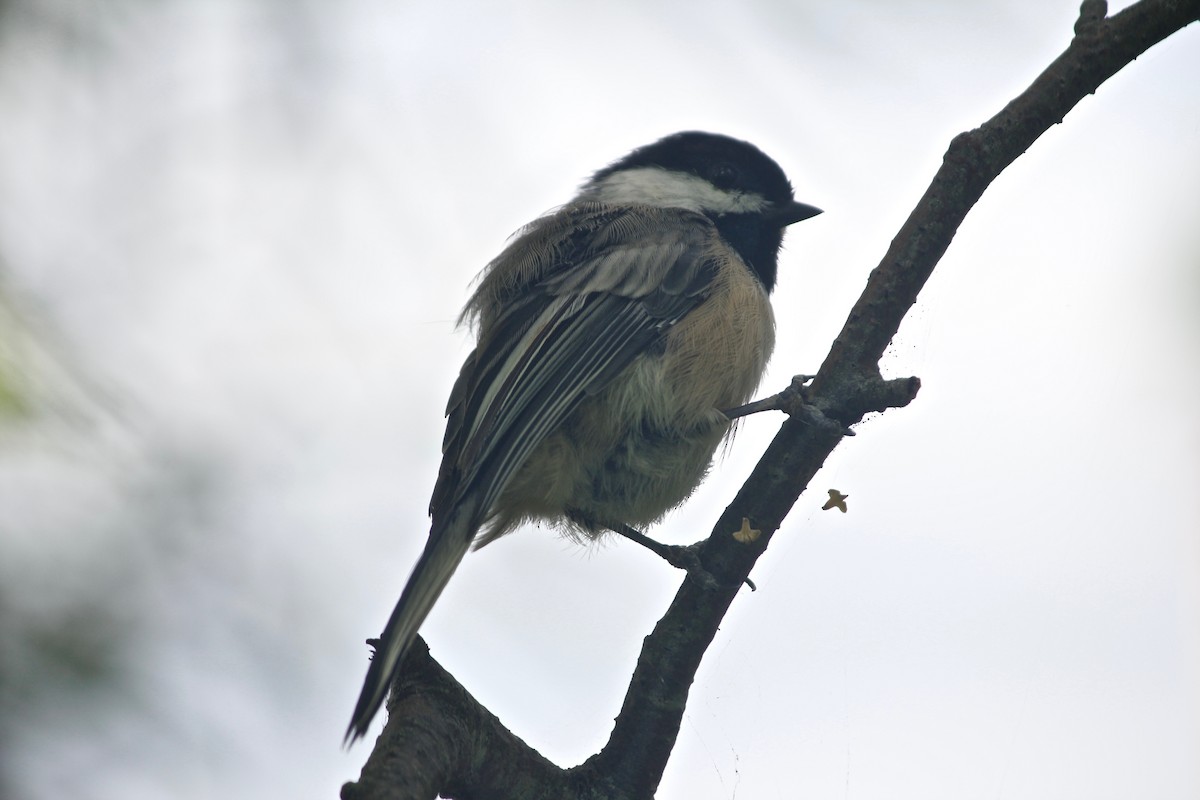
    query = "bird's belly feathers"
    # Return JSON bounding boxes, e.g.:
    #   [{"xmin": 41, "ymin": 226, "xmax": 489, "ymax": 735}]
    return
[{"xmin": 487, "ymin": 263, "xmax": 775, "ymax": 540}]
